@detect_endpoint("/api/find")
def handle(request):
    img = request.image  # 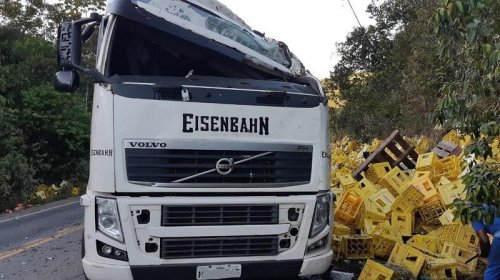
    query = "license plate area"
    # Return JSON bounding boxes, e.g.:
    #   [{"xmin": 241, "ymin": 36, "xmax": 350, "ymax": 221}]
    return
[{"xmin": 196, "ymin": 264, "xmax": 242, "ymax": 280}]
